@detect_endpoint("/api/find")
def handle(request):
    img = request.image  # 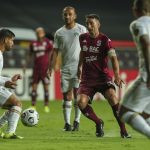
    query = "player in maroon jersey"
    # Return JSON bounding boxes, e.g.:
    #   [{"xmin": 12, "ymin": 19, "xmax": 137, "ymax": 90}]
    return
[
  {"xmin": 77, "ymin": 14, "xmax": 131, "ymax": 138},
  {"xmin": 26, "ymin": 27, "xmax": 53, "ymax": 112}
]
